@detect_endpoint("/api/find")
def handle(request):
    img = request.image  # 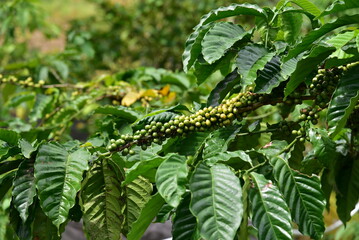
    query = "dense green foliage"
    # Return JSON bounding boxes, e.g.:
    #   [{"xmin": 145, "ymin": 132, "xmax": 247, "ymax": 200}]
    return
[{"xmin": 1, "ymin": 0, "xmax": 359, "ymax": 239}]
